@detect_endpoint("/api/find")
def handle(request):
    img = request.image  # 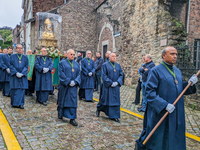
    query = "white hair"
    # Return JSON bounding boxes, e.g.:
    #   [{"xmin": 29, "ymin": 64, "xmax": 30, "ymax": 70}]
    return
[
  {"xmin": 86, "ymin": 50, "xmax": 91, "ymax": 54},
  {"xmin": 107, "ymin": 51, "xmax": 111, "ymax": 55}
]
